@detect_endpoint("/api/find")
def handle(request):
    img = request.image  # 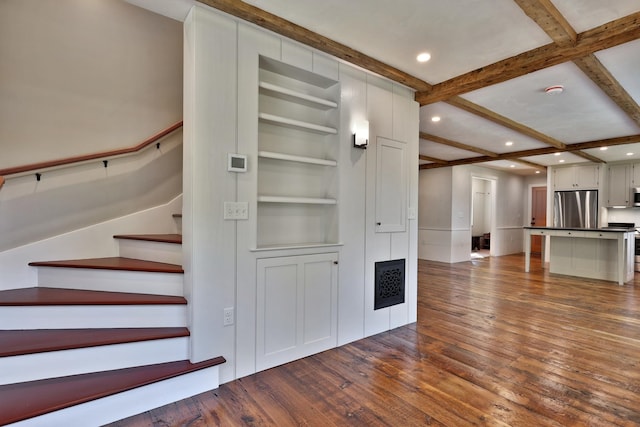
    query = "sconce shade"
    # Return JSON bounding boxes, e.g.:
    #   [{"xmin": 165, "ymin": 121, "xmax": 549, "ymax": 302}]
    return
[{"xmin": 353, "ymin": 120, "xmax": 369, "ymax": 149}]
